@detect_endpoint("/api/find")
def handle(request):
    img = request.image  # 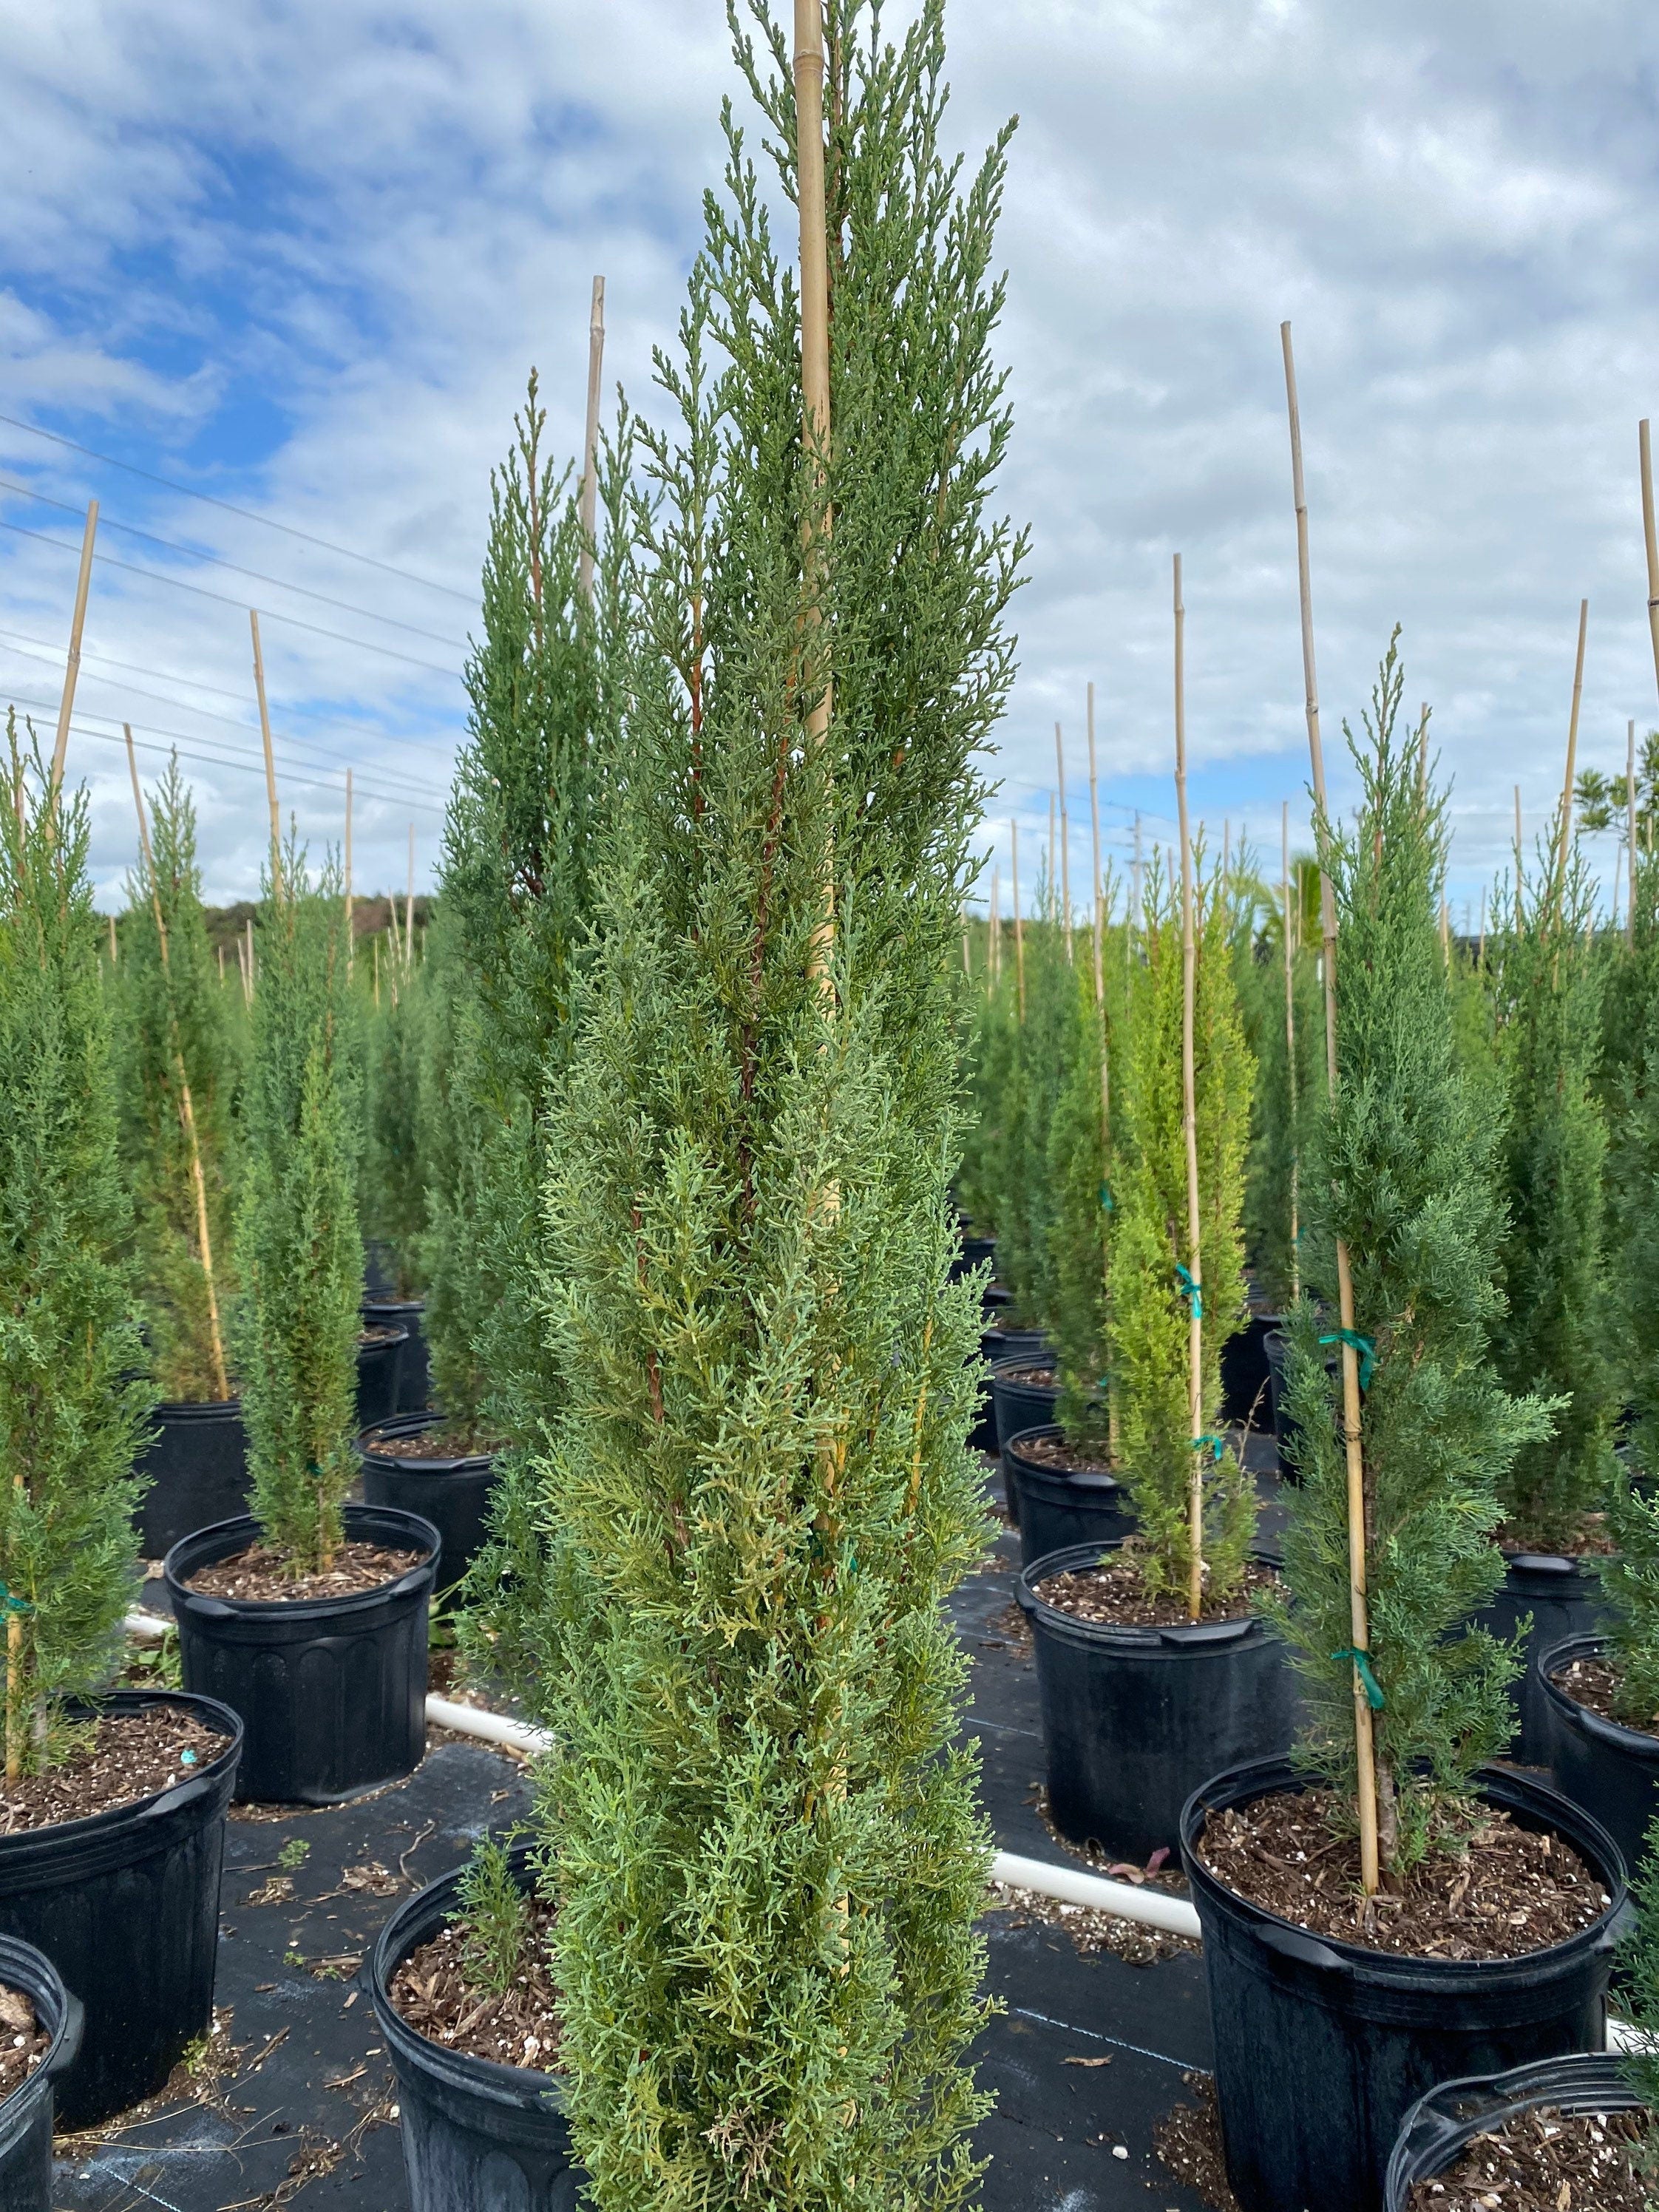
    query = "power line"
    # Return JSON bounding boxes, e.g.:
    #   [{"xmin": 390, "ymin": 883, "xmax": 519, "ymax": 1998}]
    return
[
  {"xmin": 0, "ymin": 410, "xmax": 475, "ymax": 604},
  {"xmin": 0, "ymin": 636, "xmax": 448, "ymax": 808},
  {"xmin": 0, "ymin": 515, "xmax": 461, "ymax": 678},
  {"xmin": 0, "ymin": 477, "xmax": 469, "ymax": 649}
]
